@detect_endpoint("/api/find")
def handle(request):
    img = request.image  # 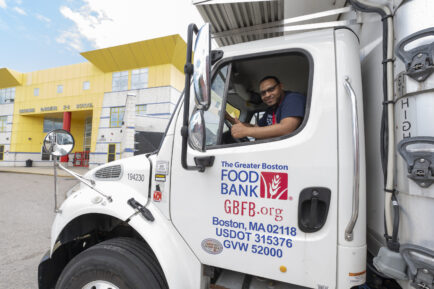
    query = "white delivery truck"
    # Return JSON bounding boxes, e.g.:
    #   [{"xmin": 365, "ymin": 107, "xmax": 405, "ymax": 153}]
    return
[{"xmin": 38, "ymin": 0, "xmax": 433, "ymax": 288}]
